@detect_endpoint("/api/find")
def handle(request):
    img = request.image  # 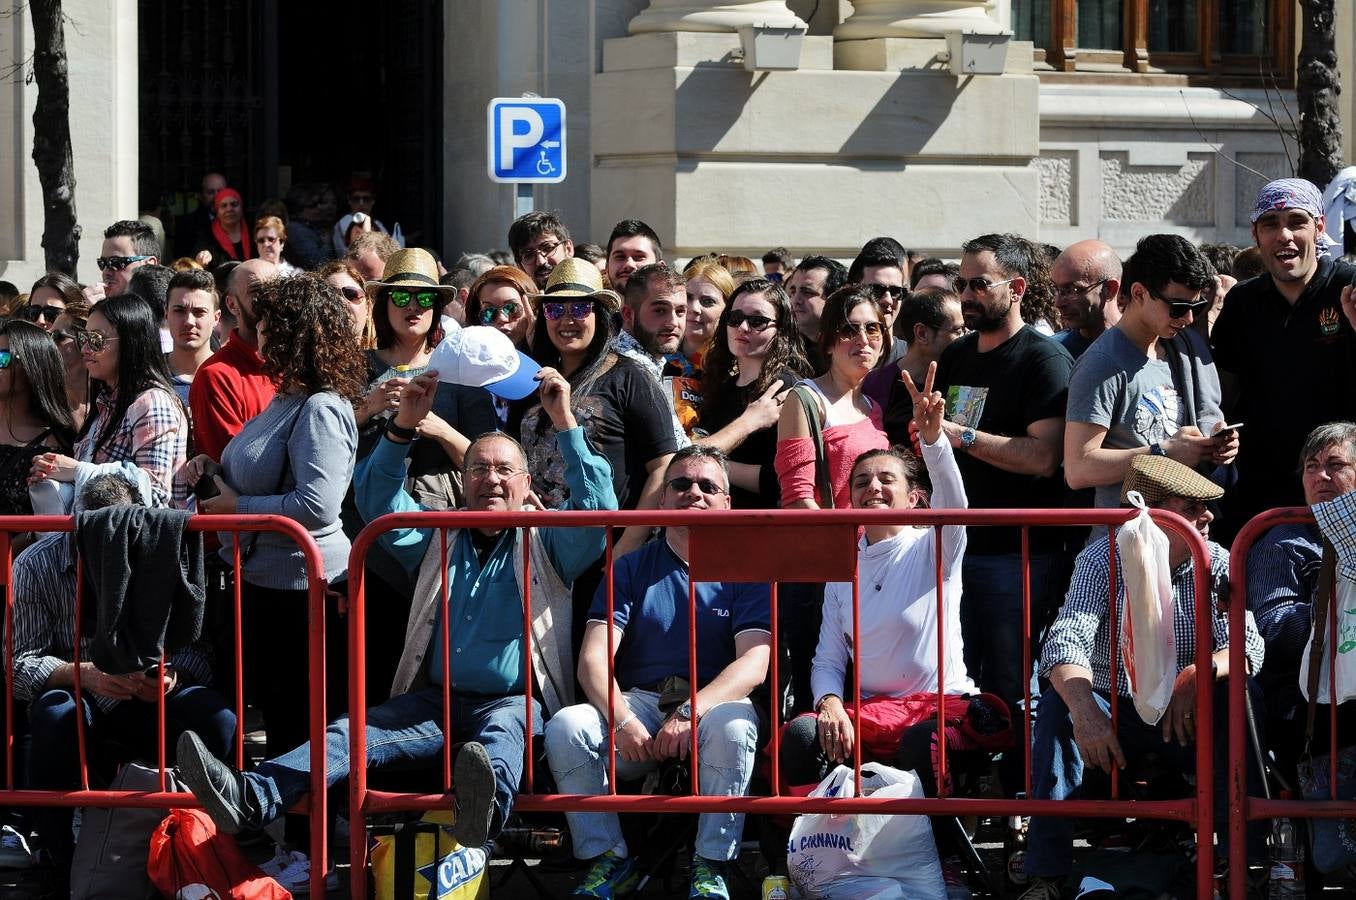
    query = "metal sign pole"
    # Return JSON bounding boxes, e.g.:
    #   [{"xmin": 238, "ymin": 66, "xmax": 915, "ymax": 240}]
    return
[{"xmin": 515, "ymin": 183, "xmax": 534, "ymax": 218}]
